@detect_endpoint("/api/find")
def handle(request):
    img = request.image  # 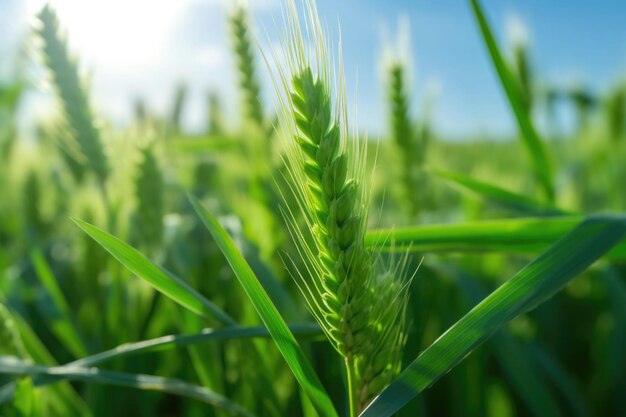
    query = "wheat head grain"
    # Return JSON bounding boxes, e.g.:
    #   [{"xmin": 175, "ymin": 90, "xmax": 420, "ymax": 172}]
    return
[{"xmin": 266, "ymin": 0, "xmax": 412, "ymax": 412}]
